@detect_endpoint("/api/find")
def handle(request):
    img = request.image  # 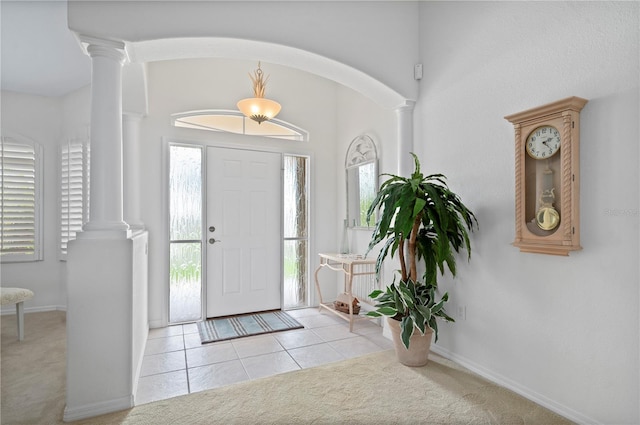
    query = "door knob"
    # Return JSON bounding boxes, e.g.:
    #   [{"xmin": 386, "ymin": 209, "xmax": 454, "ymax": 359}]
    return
[{"xmin": 209, "ymin": 238, "xmax": 221, "ymax": 244}]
